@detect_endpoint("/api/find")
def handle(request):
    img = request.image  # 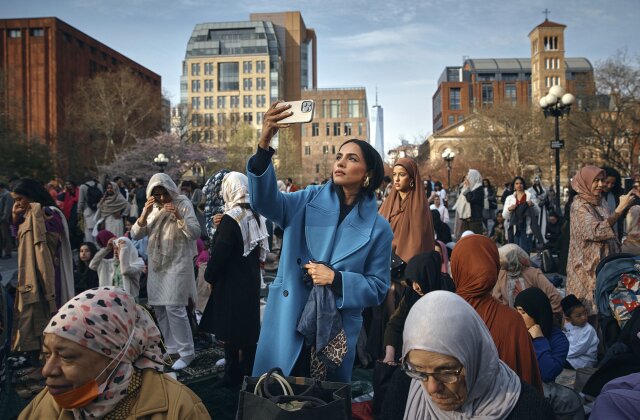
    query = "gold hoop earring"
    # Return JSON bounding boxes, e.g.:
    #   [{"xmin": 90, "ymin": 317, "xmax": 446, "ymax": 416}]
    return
[
  {"xmin": 363, "ymin": 177, "xmax": 370, "ymax": 188},
  {"xmin": 410, "ymin": 180, "xmax": 415, "ymax": 188}
]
